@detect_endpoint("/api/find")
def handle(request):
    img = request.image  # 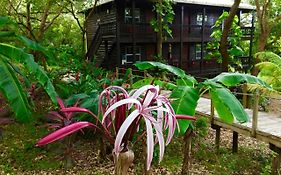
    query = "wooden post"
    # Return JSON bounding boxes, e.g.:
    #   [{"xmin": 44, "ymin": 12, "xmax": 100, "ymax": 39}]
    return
[
  {"xmin": 251, "ymin": 91, "xmax": 259, "ymax": 137},
  {"xmin": 232, "ymin": 131, "xmax": 238, "ymax": 153},
  {"xmin": 210, "ymin": 99, "xmax": 214, "ymax": 124},
  {"xmin": 115, "ymin": 67, "xmax": 119, "ymax": 79},
  {"xmin": 180, "ymin": 5, "xmax": 184, "ymax": 68},
  {"xmin": 144, "ymin": 70, "xmax": 147, "ymax": 78},
  {"xmin": 242, "ymin": 83, "xmax": 248, "ymax": 108},
  {"xmin": 270, "ymin": 143, "xmax": 281, "ymax": 175},
  {"xmin": 211, "ymin": 124, "xmax": 221, "ymax": 150}
]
